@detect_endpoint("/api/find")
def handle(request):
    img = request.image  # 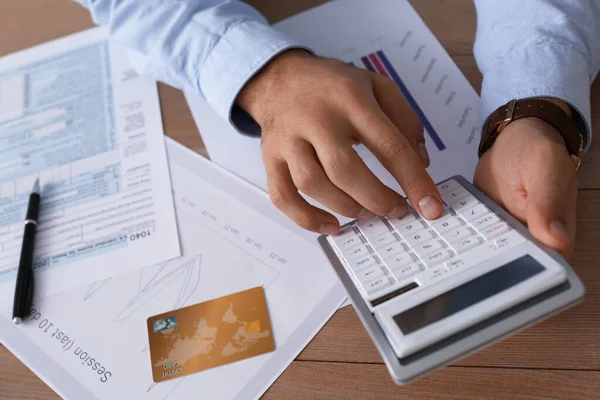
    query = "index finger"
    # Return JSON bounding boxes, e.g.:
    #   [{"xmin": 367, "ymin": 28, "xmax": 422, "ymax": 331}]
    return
[{"xmin": 353, "ymin": 109, "xmax": 443, "ymax": 220}]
